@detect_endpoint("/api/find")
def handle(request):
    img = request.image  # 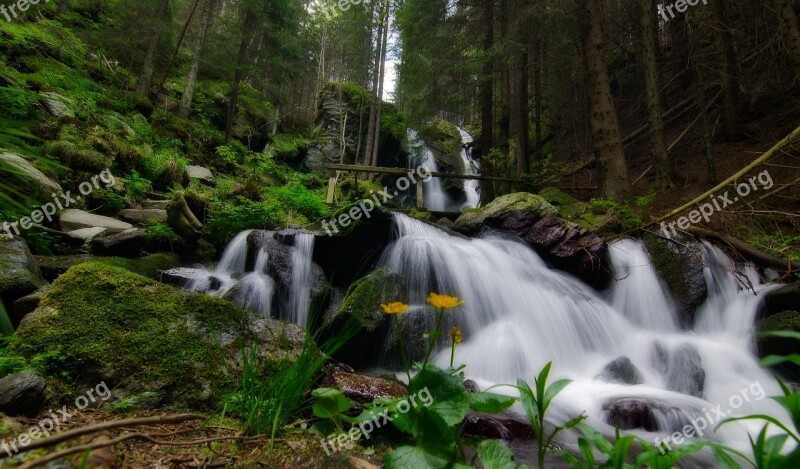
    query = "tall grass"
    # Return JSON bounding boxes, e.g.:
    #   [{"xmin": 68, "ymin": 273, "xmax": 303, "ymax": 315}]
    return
[{"xmin": 0, "ymin": 302, "xmax": 12, "ymax": 336}]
